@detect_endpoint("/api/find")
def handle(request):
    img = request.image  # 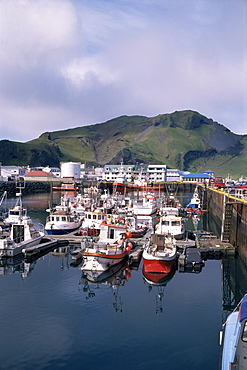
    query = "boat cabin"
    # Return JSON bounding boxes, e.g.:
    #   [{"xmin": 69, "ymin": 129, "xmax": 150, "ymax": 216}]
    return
[
  {"xmin": 99, "ymin": 222, "xmax": 128, "ymax": 242},
  {"xmin": 84, "ymin": 211, "xmax": 107, "ymax": 224},
  {"xmin": 5, "ymin": 206, "xmax": 28, "ymax": 224},
  {"xmin": 156, "ymin": 215, "xmax": 185, "ymax": 238},
  {"xmin": 48, "ymin": 214, "xmax": 77, "ymax": 223}
]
